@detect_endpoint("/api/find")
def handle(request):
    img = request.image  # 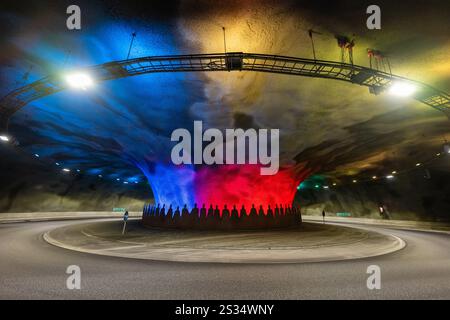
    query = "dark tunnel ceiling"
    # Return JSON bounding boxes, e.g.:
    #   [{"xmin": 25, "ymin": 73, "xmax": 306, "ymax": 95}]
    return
[{"xmin": 0, "ymin": 0, "xmax": 449, "ymax": 184}]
